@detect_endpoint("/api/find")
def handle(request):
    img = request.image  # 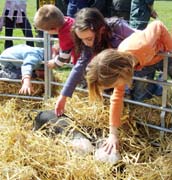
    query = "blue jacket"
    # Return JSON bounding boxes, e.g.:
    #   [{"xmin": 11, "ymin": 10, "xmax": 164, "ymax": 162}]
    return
[
  {"xmin": 0, "ymin": 44, "xmax": 44, "ymax": 77},
  {"xmin": 130, "ymin": 0, "xmax": 155, "ymax": 30},
  {"xmin": 67, "ymin": 0, "xmax": 89, "ymax": 17}
]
